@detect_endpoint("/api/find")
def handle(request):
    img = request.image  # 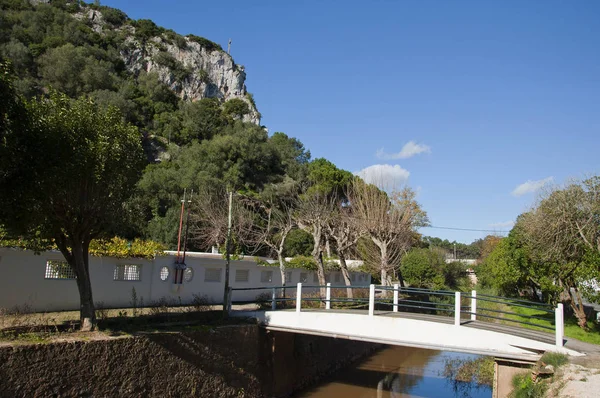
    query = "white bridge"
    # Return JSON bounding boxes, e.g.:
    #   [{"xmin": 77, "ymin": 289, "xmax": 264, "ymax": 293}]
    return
[{"xmin": 230, "ymin": 283, "xmax": 584, "ymax": 362}]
